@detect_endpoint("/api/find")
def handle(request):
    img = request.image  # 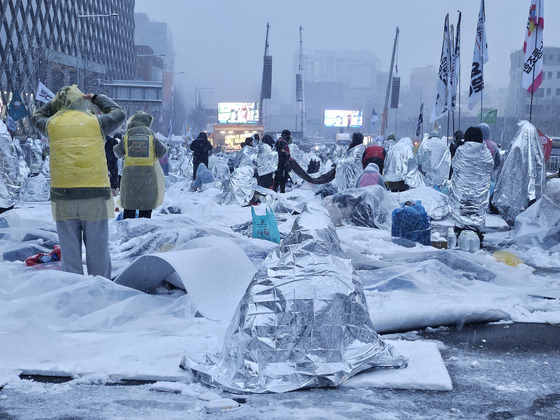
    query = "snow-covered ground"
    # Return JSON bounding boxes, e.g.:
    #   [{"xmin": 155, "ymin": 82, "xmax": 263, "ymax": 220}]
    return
[{"xmin": 1, "ymin": 182, "xmax": 559, "ymax": 418}]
